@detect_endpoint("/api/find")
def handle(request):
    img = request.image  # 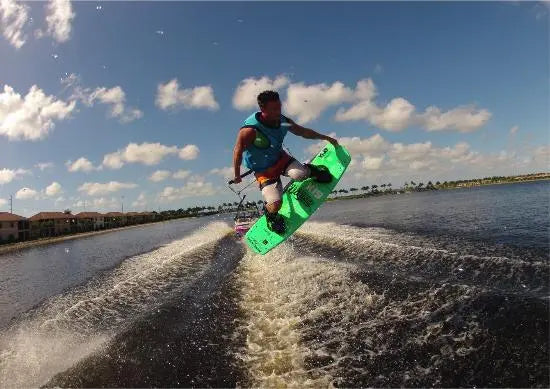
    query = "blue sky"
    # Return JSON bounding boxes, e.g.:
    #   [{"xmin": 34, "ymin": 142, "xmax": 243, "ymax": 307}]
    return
[{"xmin": 0, "ymin": 1, "xmax": 548, "ymax": 216}]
